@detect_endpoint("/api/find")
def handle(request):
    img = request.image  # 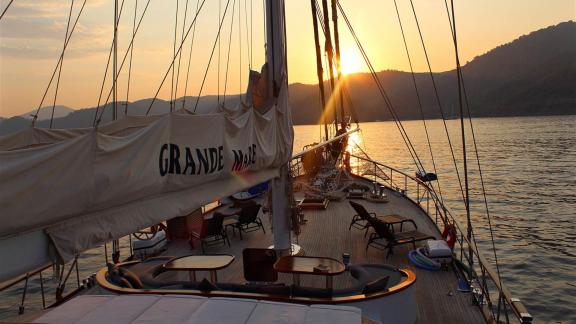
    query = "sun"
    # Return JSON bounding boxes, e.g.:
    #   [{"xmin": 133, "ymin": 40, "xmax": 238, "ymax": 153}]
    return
[{"xmin": 340, "ymin": 49, "xmax": 363, "ymax": 75}]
